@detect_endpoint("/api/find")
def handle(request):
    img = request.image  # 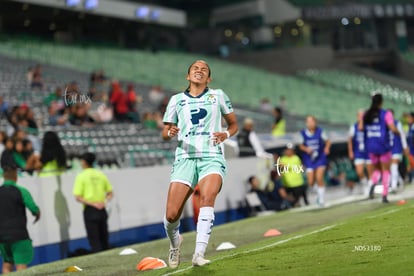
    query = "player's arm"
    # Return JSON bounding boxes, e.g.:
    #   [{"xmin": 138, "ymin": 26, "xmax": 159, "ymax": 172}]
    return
[
  {"xmin": 212, "ymin": 112, "xmax": 238, "ymax": 143},
  {"xmin": 106, "ymin": 191, "xmax": 113, "ymax": 201},
  {"xmin": 322, "ymin": 130, "xmax": 331, "ymax": 155},
  {"xmin": 75, "ymin": 195, "xmax": 106, "ymax": 210},
  {"xmin": 347, "ymin": 137, "xmax": 354, "ymax": 160},
  {"xmin": 162, "ymin": 123, "xmax": 180, "ymax": 141},
  {"xmin": 223, "ymin": 112, "xmax": 238, "ymax": 138},
  {"xmin": 19, "ymin": 187, "xmax": 41, "ymax": 223},
  {"xmin": 324, "ymin": 139, "xmax": 332, "ymax": 155},
  {"xmin": 385, "ymin": 111, "xmax": 399, "ymax": 135}
]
